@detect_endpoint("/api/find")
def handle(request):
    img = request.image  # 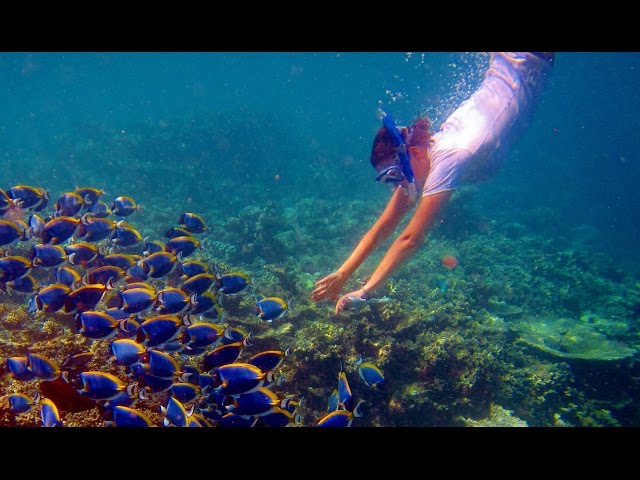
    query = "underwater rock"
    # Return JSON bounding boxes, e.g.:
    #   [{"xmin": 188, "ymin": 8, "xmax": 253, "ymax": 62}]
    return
[
  {"xmin": 512, "ymin": 315, "xmax": 636, "ymax": 362},
  {"xmin": 460, "ymin": 403, "xmax": 528, "ymax": 427}
]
